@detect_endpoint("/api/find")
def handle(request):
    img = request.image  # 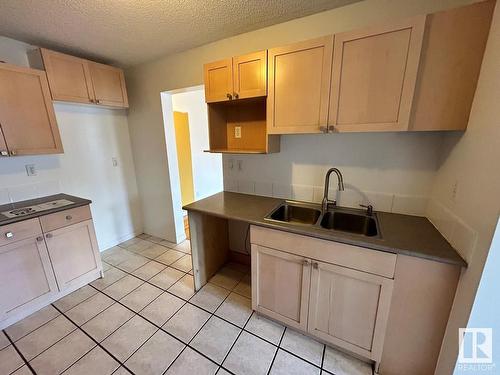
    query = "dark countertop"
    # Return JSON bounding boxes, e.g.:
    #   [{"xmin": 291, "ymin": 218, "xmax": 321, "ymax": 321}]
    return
[
  {"xmin": 0, "ymin": 194, "xmax": 92, "ymax": 226},
  {"xmin": 184, "ymin": 191, "xmax": 467, "ymax": 267}
]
